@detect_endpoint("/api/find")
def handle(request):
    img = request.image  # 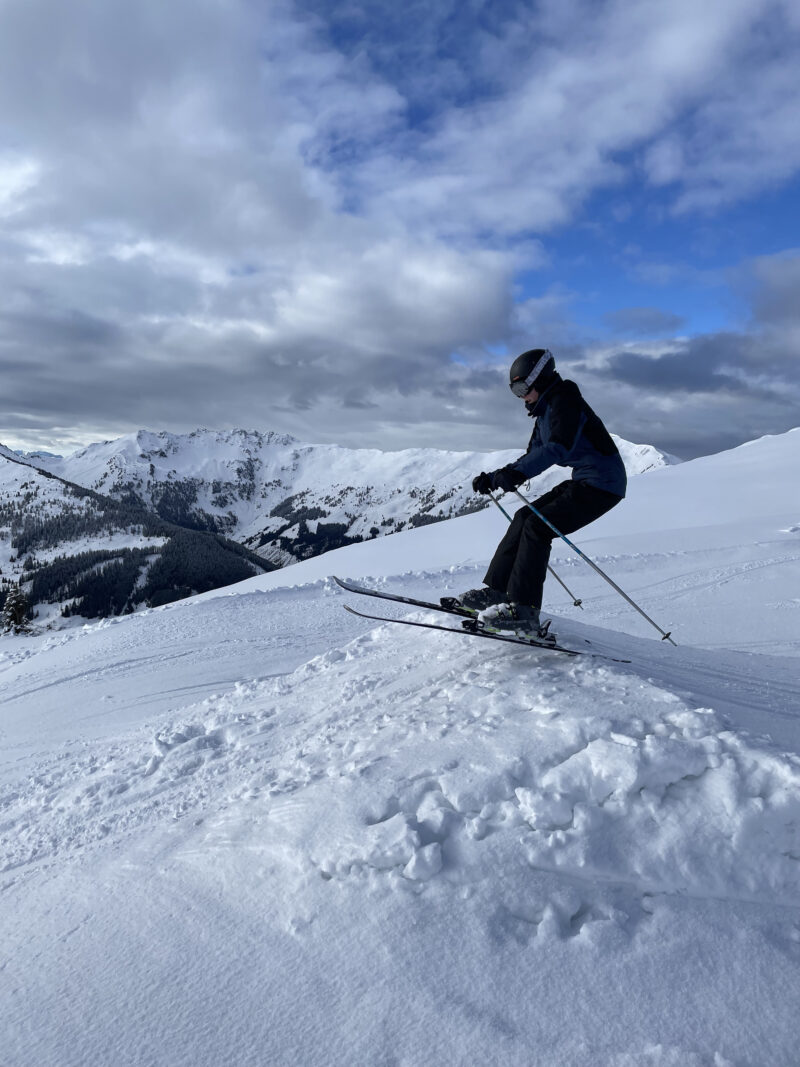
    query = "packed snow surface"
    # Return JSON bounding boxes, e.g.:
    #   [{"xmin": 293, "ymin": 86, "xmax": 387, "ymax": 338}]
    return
[{"xmin": 2, "ymin": 430, "xmax": 799, "ymax": 1067}]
